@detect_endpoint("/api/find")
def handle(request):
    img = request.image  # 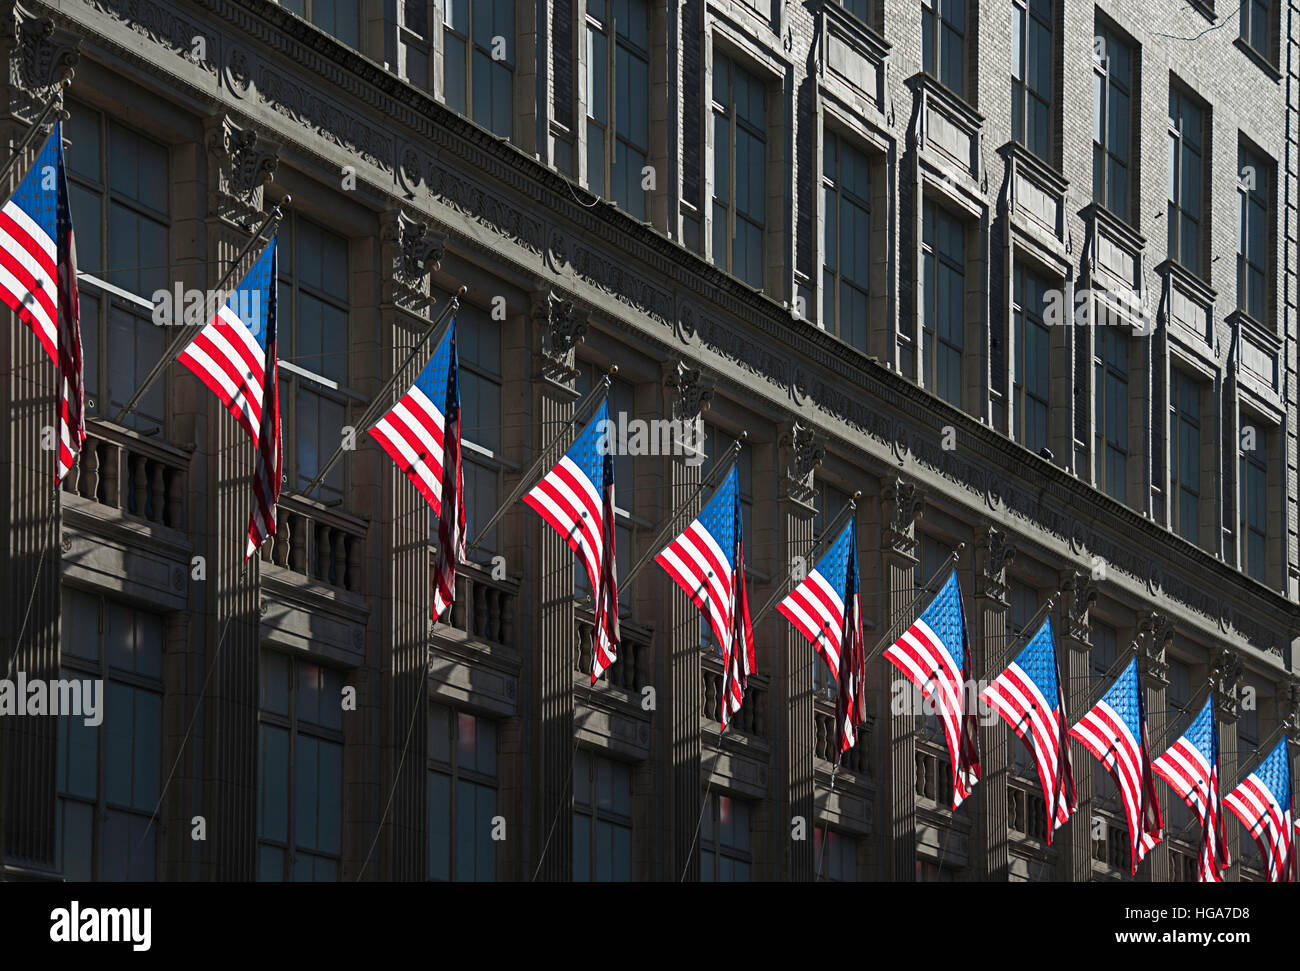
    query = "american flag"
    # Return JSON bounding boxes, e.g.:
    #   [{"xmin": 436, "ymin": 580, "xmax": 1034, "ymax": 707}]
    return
[
  {"xmin": 177, "ymin": 239, "xmax": 281, "ymax": 559},
  {"xmin": 777, "ymin": 519, "xmax": 864, "ymax": 757},
  {"xmin": 524, "ymin": 403, "xmax": 619, "ymax": 681},
  {"xmin": 1224, "ymin": 736, "xmax": 1294, "ymax": 882},
  {"xmin": 369, "ymin": 321, "xmax": 464, "ymax": 620},
  {"xmin": 656, "ymin": 466, "xmax": 755, "ymax": 730},
  {"xmin": 1069, "ymin": 656, "xmax": 1163, "ymax": 873},
  {"xmin": 980, "ymin": 617, "xmax": 1076, "ymax": 842},
  {"xmin": 0, "ymin": 121, "xmax": 84, "ymax": 481},
  {"xmin": 883, "ymin": 570, "xmax": 981, "ymax": 809},
  {"xmin": 1152, "ymin": 697, "xmax": 1230, "ymax": 882}
]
